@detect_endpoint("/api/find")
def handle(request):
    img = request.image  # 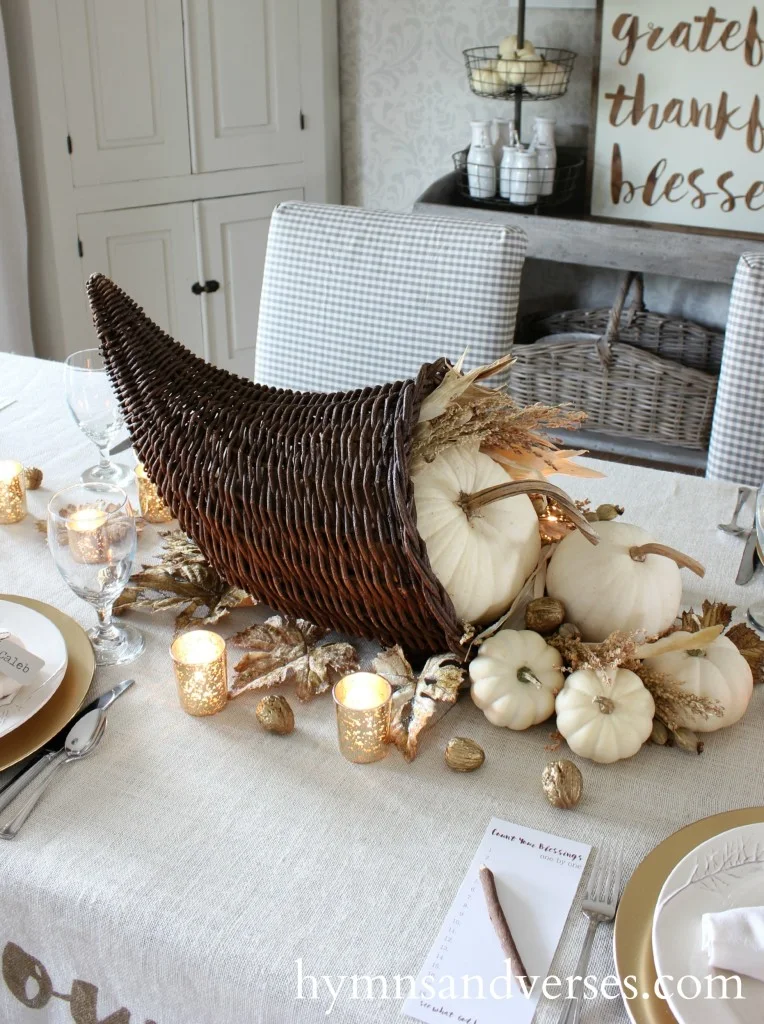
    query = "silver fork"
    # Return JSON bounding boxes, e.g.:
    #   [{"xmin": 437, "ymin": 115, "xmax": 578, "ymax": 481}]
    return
[
  {"xmin": 718, "ymin": 486, "xmax": 755, "ymax": 536},
  {"xmin": 556, "ymin": 846, "xmax": 623, "ymax": 1024}
]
